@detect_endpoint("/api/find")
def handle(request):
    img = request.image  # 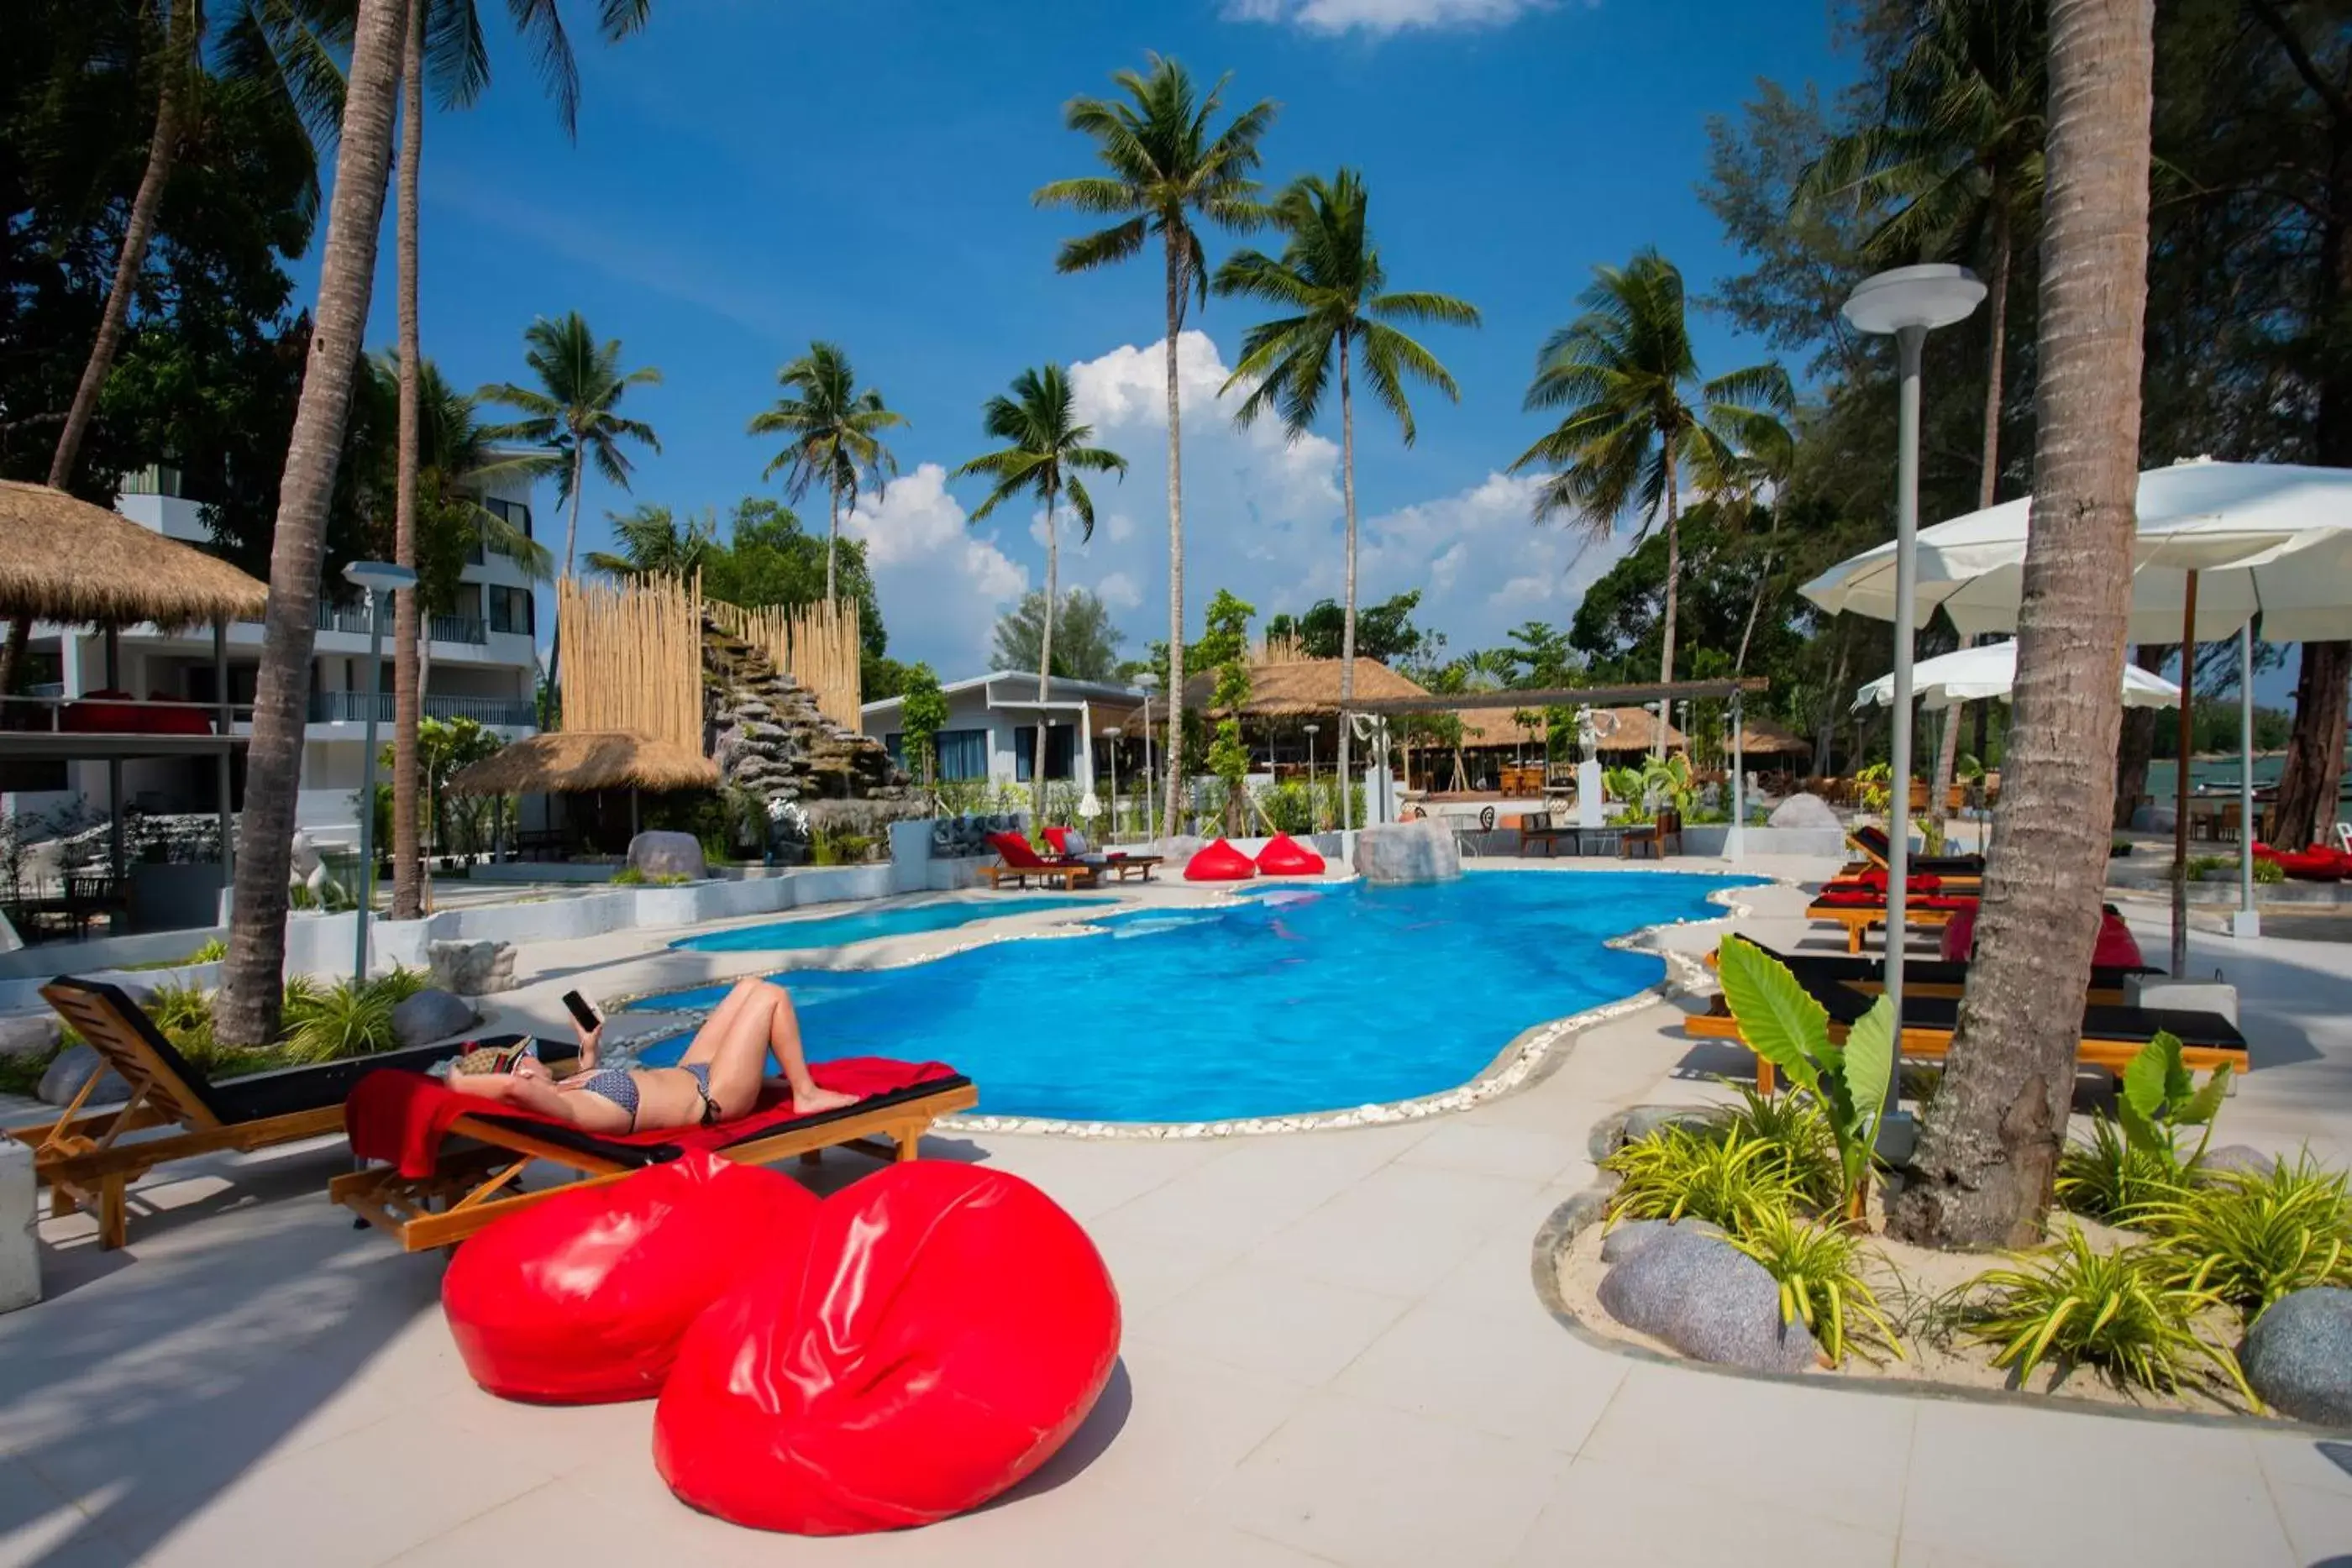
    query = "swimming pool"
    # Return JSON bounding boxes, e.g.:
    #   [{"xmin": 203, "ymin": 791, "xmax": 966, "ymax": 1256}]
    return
[
  {"xmin": 631, "ymin": 870, "xmax": 1757, "ymax": 1124},
  {"xmin": 670, "ymin": 894, "xmax": 1106, "ymax": 953}
]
